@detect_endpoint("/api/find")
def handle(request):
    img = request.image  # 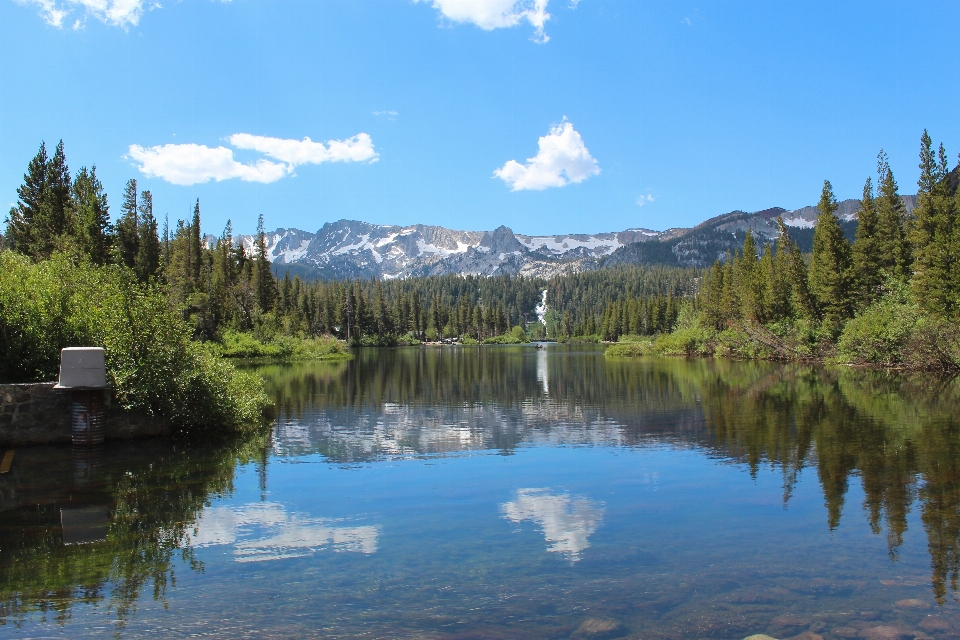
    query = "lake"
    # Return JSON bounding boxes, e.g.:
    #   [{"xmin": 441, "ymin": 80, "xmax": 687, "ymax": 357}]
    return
[{"xmin": 2, "ymin": 345, "xmax": 960, "ymax": 639}]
